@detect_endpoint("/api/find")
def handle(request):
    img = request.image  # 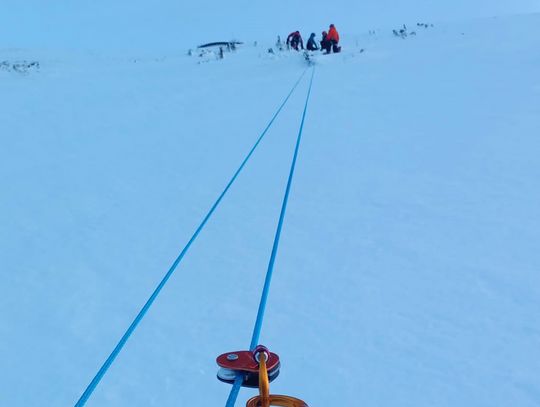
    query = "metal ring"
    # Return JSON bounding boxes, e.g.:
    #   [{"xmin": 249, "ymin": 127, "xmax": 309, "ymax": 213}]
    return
[{"xmin": 252, "ymin": 345, "xmax": 270, "ymax": 363}]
